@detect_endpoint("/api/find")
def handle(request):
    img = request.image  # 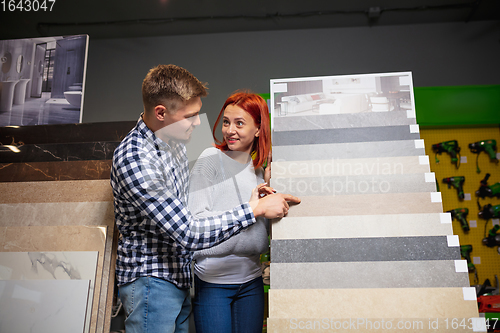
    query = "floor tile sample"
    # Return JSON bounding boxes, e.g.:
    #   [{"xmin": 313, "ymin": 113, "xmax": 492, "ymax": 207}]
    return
[
  {"xmin": 270, "ymin": 173, "xmax": 436, "ymax": 196},
  {"xmin": 0, "ymin": 225, "xmax": 107, "ymax": 333},
  {"xmin": 0, "ymin": 279, "xmax": 90, "ymax": 333},
  {"xmin": 268, "ymin": 288, "xmax": 479, "ymax": 318},
  {"xmin": 271, "ymin": 213, "xmax": 453, "ymax": 240},
  {"xmin": 283, "ymin": 193, "xmax": 443, "ymax": 217},
  {"xmin": 270, "ymin": 260, "xmax": 470, "ymax": 289},
  {"xmin": 273, "ymin": 126, "xmax": 420, "ymax": 146},
  {"xmin": 0, "ymin": 179, "xmax": 113, "ymax": 204},
  {"xmin": 272, "ymin": 156, "xmax": 431, "ymax": 178},
  {"xmin": 273, "ymin": 111, "xmax": 416, "ymax": 132},
  {"xmin": 271, "ymin": 236, "xmax": 460, "ymax": 263},
  {"xmin": 0, "ymin": 201, "xmax": 114, "ymax": 227},
  {"xmin": 0, "ymin": 251, "xmax": 99, "ymax": 333},
  {"xmin": 273, "ymin": 140, "xmax": 426, "ymax": 161},
  {"xmin": 0, "ymin": 160, "xmax": 113, "ymax": 182}
]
